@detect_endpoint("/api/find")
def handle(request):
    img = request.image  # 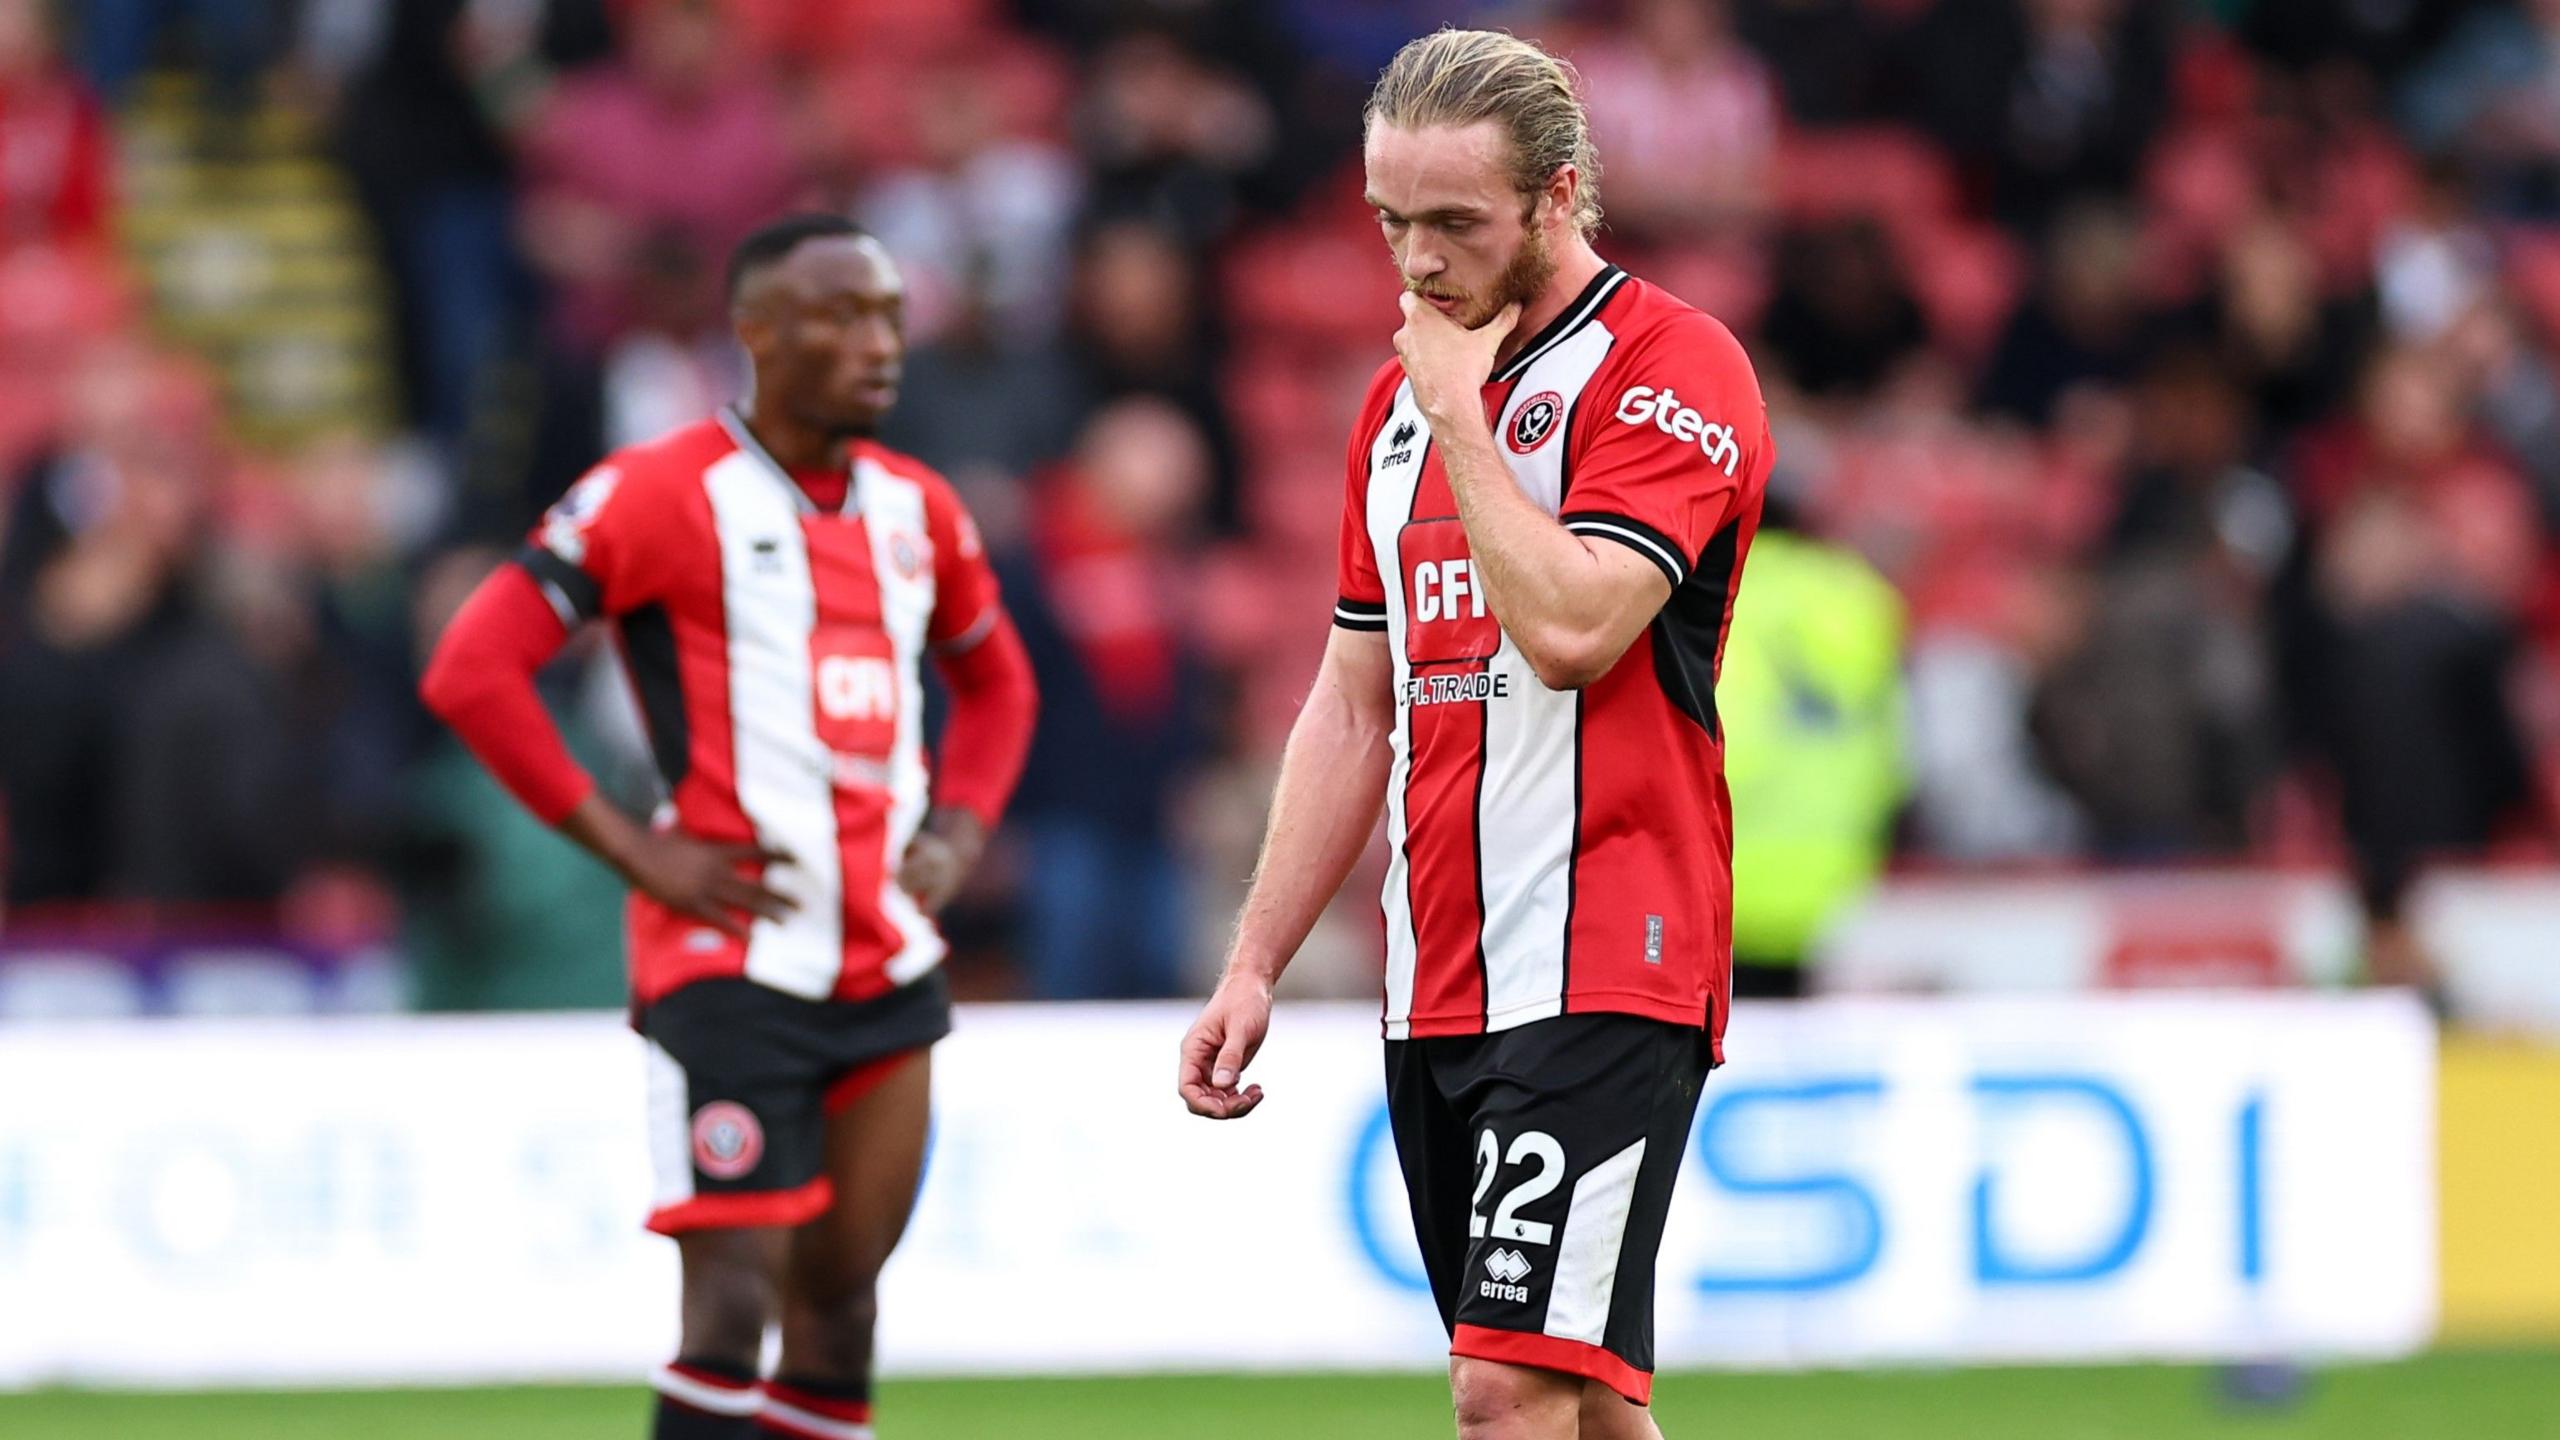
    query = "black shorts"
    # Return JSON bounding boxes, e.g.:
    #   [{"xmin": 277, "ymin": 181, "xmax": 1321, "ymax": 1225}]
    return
[
  {"xmin": 636, "ymin": 971, "xmax": 950, "ymax": 1235},
  {"xmin": 1384, "ymin": 1012, "xmax": 1711, "ymax": 1404}
]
